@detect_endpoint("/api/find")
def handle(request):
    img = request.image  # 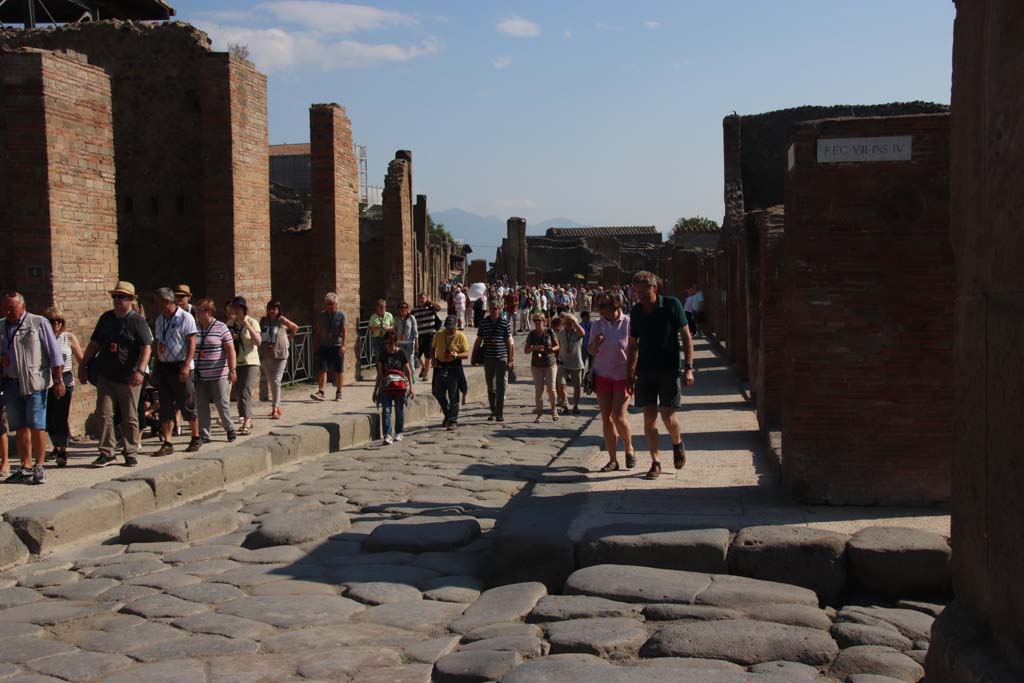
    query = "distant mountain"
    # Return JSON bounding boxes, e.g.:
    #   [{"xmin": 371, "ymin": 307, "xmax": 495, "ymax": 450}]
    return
[{"xmin": 431, "ymin": 209, "xmax": 586, "ymax": 261}]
